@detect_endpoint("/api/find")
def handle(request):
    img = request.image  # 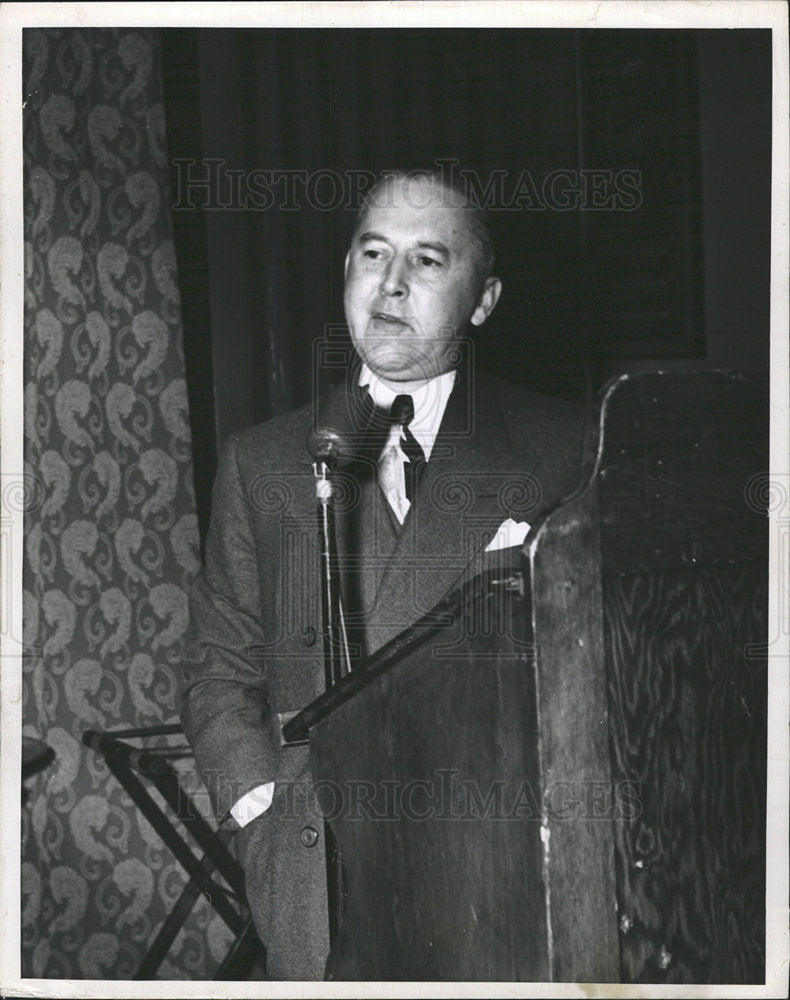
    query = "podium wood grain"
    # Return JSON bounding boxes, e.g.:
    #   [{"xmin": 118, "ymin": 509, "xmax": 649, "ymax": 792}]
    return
[{"xmin": 312, "ymin": 579, "xmax": 550, "ymax": 981}]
